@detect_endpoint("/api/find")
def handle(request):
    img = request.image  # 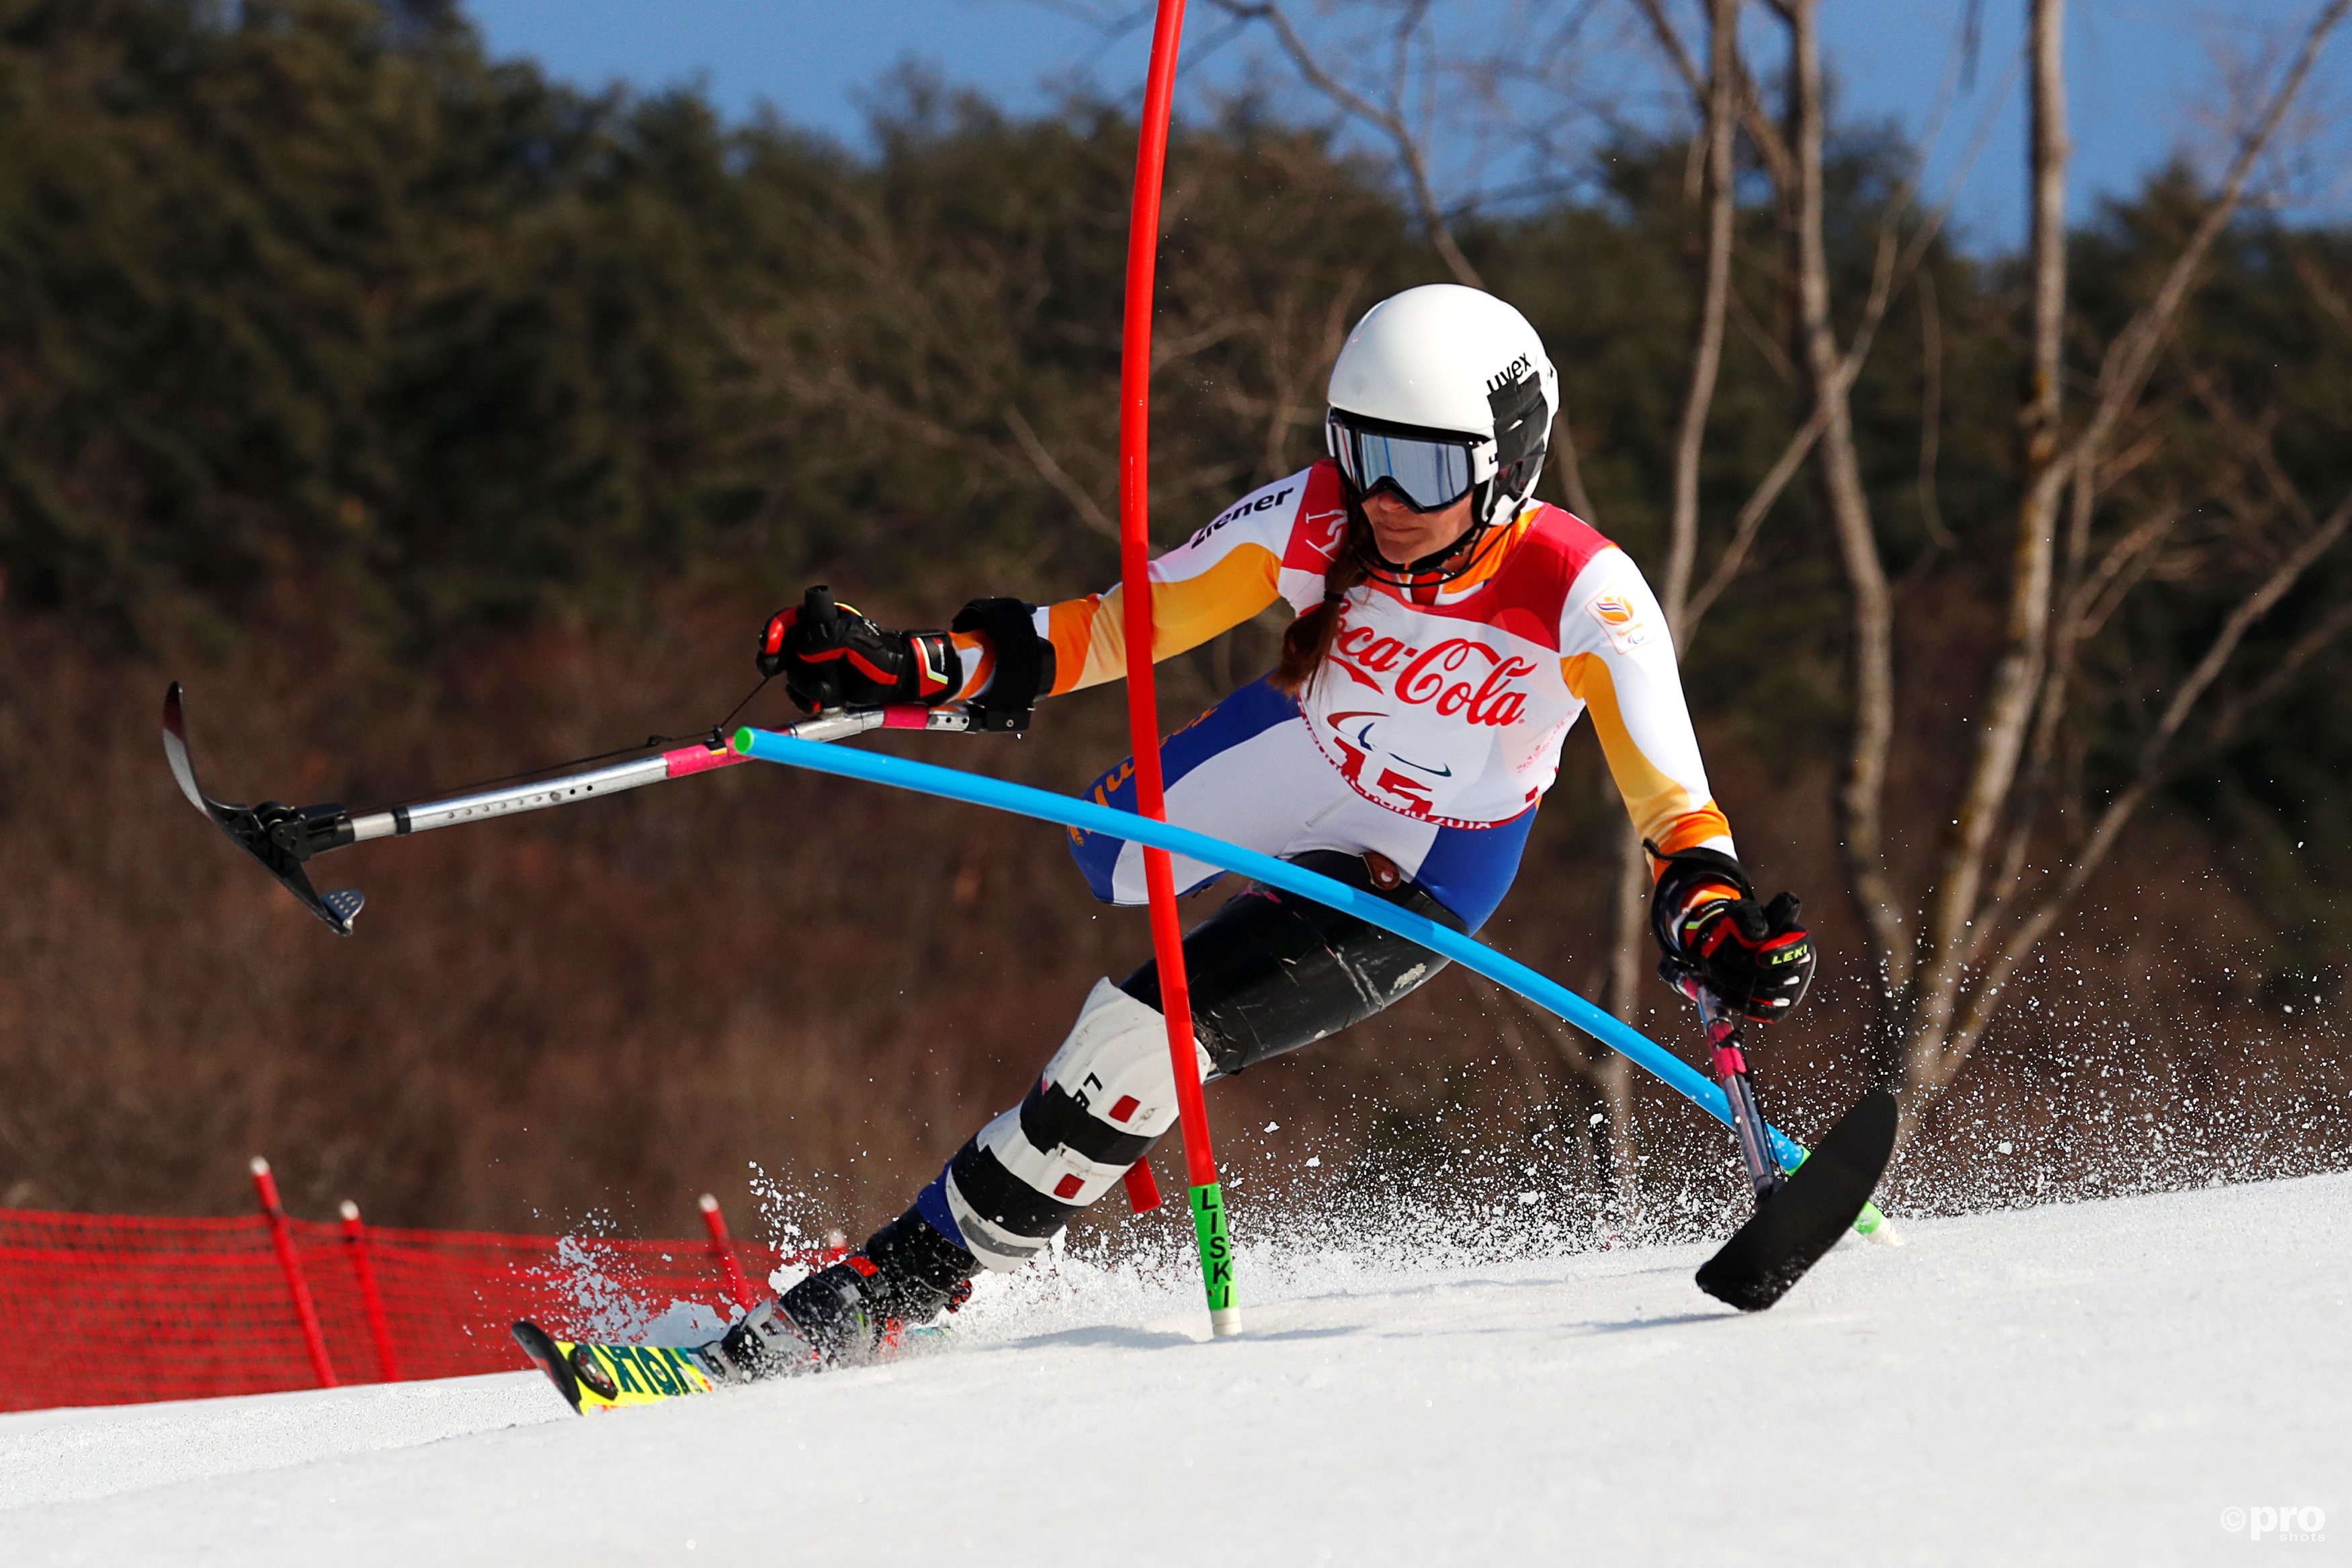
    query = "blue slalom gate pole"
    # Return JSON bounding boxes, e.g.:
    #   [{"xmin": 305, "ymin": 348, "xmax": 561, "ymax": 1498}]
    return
[{"xmin": 733, "ymin": 725, "xmax": 1890, "ymax": 1235}]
